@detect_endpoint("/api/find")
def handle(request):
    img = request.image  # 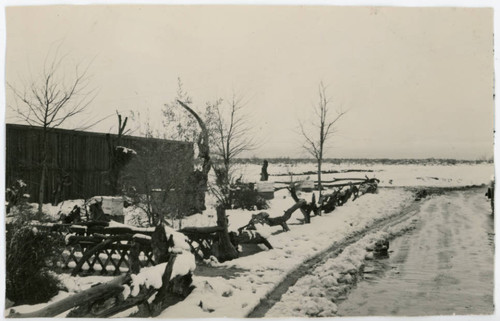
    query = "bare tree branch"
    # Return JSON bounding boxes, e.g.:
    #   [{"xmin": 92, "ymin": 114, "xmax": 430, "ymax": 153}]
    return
[
  {"xmin": 299, "ymin": 82, "xmax": 346, "ymax": 198},
  {"xmin": 7, "ymin": 50, "xmax": 97, "ymax": 212}
]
